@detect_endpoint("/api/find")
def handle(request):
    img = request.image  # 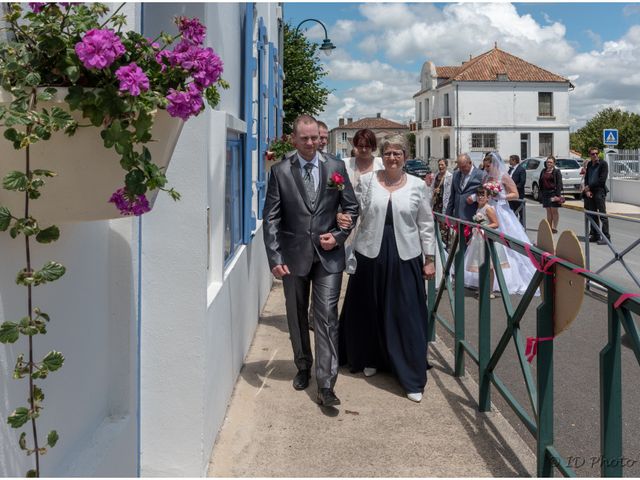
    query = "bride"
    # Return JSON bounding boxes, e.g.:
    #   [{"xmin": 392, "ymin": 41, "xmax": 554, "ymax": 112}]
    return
[{"xmin": 465, "ymin": 152, "xmax": 538, "ymax": 295}]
